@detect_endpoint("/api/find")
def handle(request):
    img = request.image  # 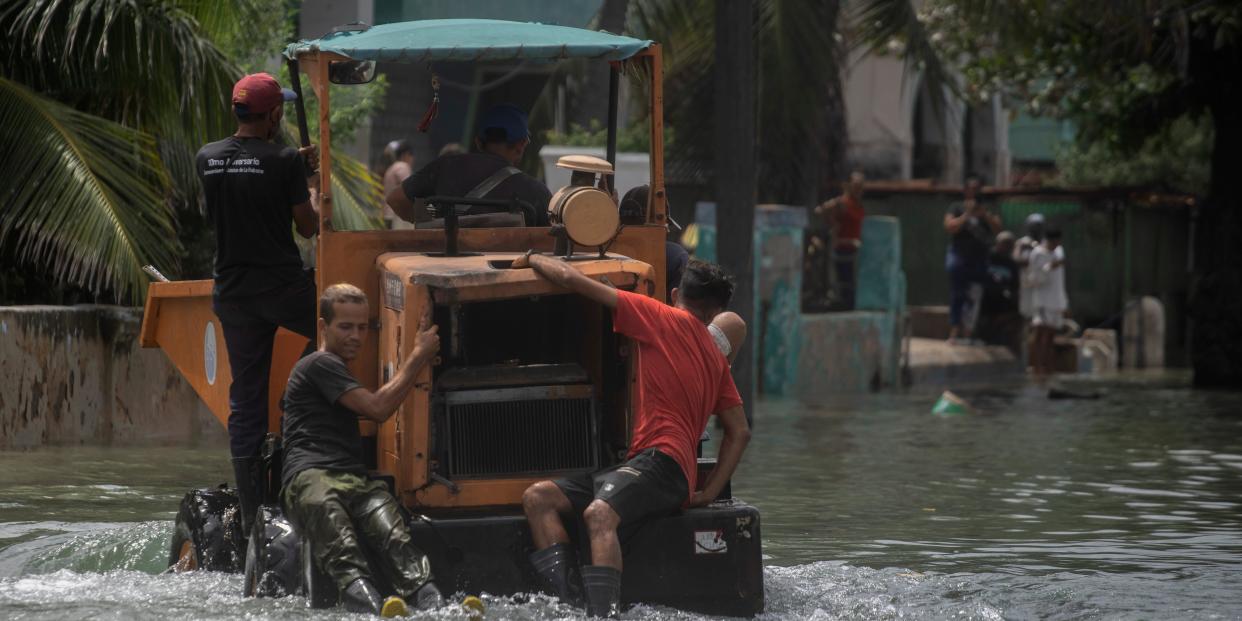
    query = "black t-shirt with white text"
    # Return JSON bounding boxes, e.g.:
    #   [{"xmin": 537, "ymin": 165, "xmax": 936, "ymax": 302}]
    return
[
  {"xmin": 401, "ymin": 152, "xmax": 552, "ymax": 226},
  {"xmin": 280, "ymin": 351, "xmax": 365, "ymax": 490},
  {"xmin": 197, "ymin": 136, "xmax": 310, "ymax": 298}
]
